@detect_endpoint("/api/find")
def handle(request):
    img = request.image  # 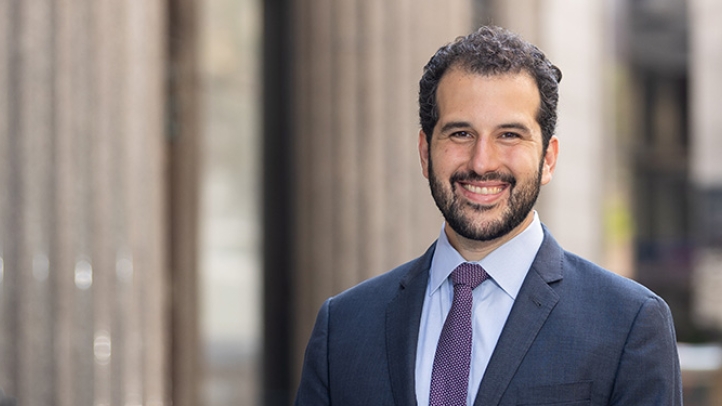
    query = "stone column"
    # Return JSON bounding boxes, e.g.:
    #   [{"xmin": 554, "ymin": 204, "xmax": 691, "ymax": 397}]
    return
[
  {"xmin": 0, "ymin": 1, "xmax": 171, "ymax": 404},
  {"xmin": 167, "ymin": 0, "xmax": 201, "ymax": 405},
  {"xmin": 289, "ymin": 0, "xmax": 474, "ymax": 385},
  {"xmin": 689, "ymin": 0, "xmax": 722, "ymax": 333}
]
